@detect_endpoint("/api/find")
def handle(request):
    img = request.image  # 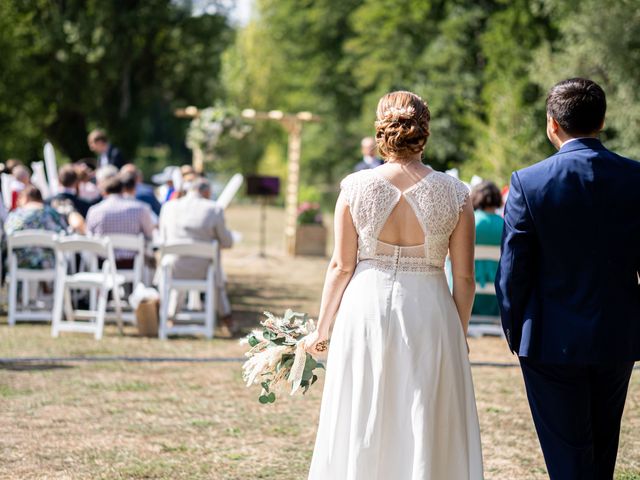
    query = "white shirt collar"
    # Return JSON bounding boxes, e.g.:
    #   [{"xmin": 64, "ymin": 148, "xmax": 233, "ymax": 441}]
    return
[{"xmin": 560, "ymin": 137, "xmax": 595, "ymax": 148}]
